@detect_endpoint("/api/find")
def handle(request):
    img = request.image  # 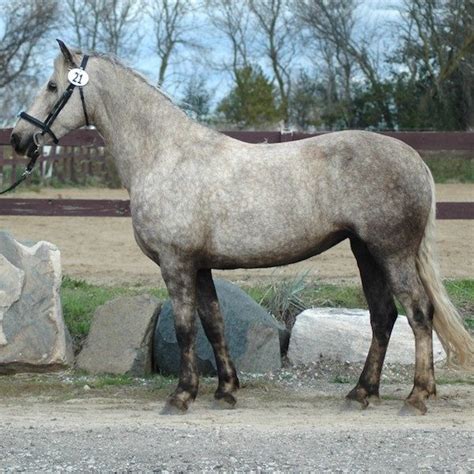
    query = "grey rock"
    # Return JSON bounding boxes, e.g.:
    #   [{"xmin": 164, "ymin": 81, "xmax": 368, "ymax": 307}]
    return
[
  {"xmin": 288, "ymin": 308, "xmax": 446, "ymax": 365},
  {"xmin": 154, "ymin": 279, "xmax": 282, "ymax": 375},
  {"xmin": 0, "ymin": 231, "xmax": 73, "ymax": 374},
  {"xmin": 76, "ymin": 294, "xmax": 161, "ymax": 375}
]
